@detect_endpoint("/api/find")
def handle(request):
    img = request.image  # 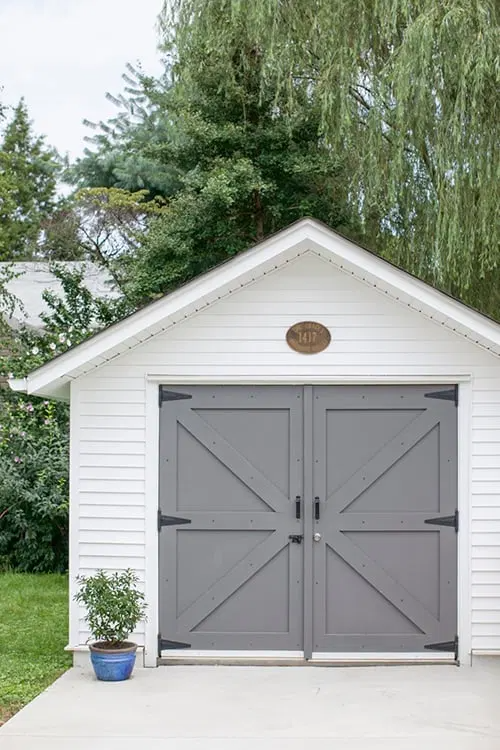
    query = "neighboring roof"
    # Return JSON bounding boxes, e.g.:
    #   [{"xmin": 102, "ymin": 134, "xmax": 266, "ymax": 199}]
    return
[
  {"xmin": 9, "ymin": 218, "xmax": 500, "ymax": 400},
  {"xmin": 1, "ymin": 262, "xmax": 120, "ymax": 329}
]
